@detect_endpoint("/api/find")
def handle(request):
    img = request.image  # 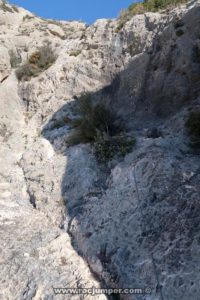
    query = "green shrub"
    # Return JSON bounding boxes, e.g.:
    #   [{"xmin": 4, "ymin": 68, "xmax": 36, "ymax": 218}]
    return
[
  {"xmin": 94, "ymin": 134, "xmax": 136, "ymax": 164},
  {"xmin": 67, "ymin": 94, "xmax": 136, "ymax": 163},
  {"xmin": 116, "ymin": 0, "xmax": 187, "ymax": 31},
  {"xmin": 115, "ymin": 22, "xmax": 125, "ymax": 33},
  {"xmin": 185, "ymin": 111, "xmax": 200, "ymax": 149},
  {"xmin": 67, "ymin": 94, "xmax": 121, "ymax": 144},
  {"xmin": 28, "ymin": 45, "xmax": 56, "ymax": 69},
  {"xmin": 16, "ymin": 44, "xmax": 57, "ymax": 81},
  {"xmin": 0, "ymin": 1, "xmax": 14, "ymax": 13},
  {"xmin": 115, "ymin": 3, "xmax": 146, "ymax": 32},
  {"xmin": 144, "ymin": 0, "xmax": 186, "ymax": 11},
  {"xmin": 128, "ymin": 2, "xmax": 146, "ymax": 14}
]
